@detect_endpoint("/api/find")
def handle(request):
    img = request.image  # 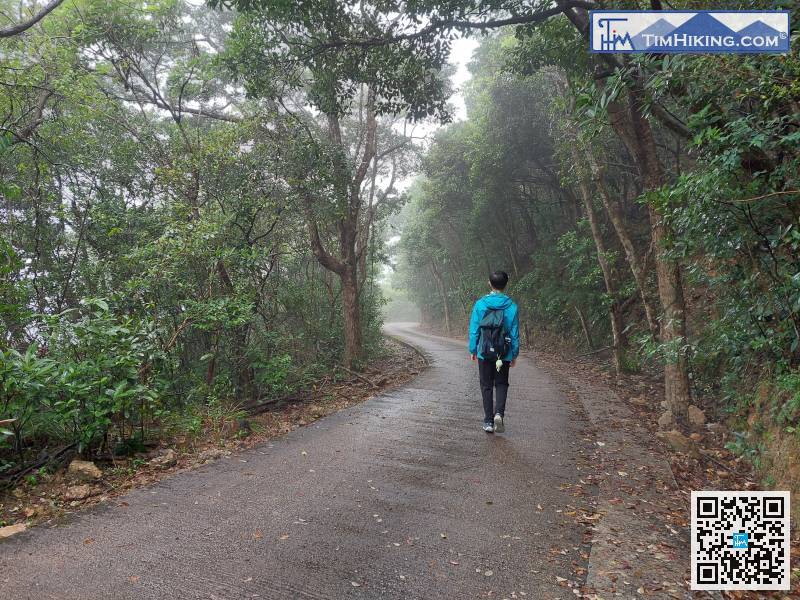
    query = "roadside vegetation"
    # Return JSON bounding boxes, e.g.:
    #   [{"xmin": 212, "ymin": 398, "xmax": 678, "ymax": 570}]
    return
[{"xmin": 0, "ymin": 0, "xmax": 415, "ymax": 486}]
